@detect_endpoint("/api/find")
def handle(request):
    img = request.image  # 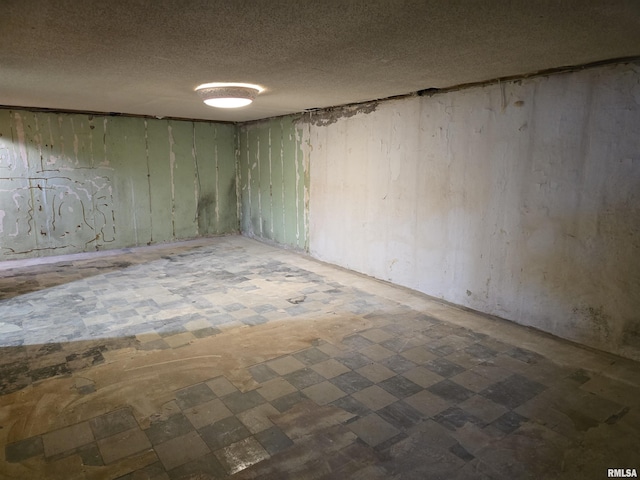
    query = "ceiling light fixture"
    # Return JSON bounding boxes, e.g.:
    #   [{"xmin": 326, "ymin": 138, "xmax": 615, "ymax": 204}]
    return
[{"xmin": 195, "ymin": 82, "xmax": 264, "ymax": 108}]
